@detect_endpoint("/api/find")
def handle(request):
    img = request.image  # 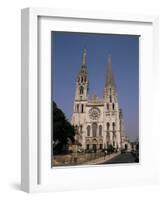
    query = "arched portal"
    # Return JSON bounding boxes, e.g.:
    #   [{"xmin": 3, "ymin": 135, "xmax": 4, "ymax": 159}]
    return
[
  {"xmin": 92, "ymin": 139, "xmax": 97, "ymax": 152},
  {"xmin": 99, "ymin": 139, "xmax": 103, "ymax": 150},
  {"xmin": 86, "ymin": 139, "xmax": 90, "ymax": 150}
]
